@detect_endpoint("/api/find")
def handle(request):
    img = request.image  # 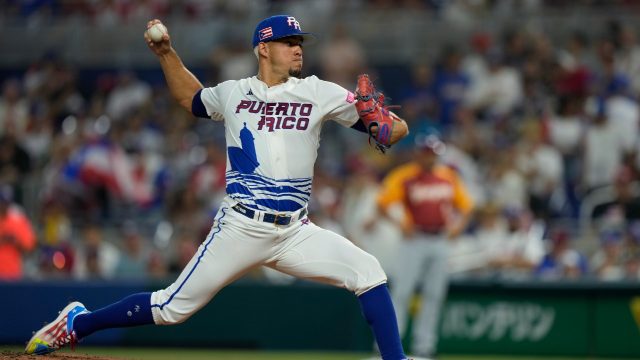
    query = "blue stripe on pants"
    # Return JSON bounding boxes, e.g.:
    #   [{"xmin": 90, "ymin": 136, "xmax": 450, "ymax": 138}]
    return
[{"xmin": 151, "ymin": 208, "xmax": 227, "ymax": 310}]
